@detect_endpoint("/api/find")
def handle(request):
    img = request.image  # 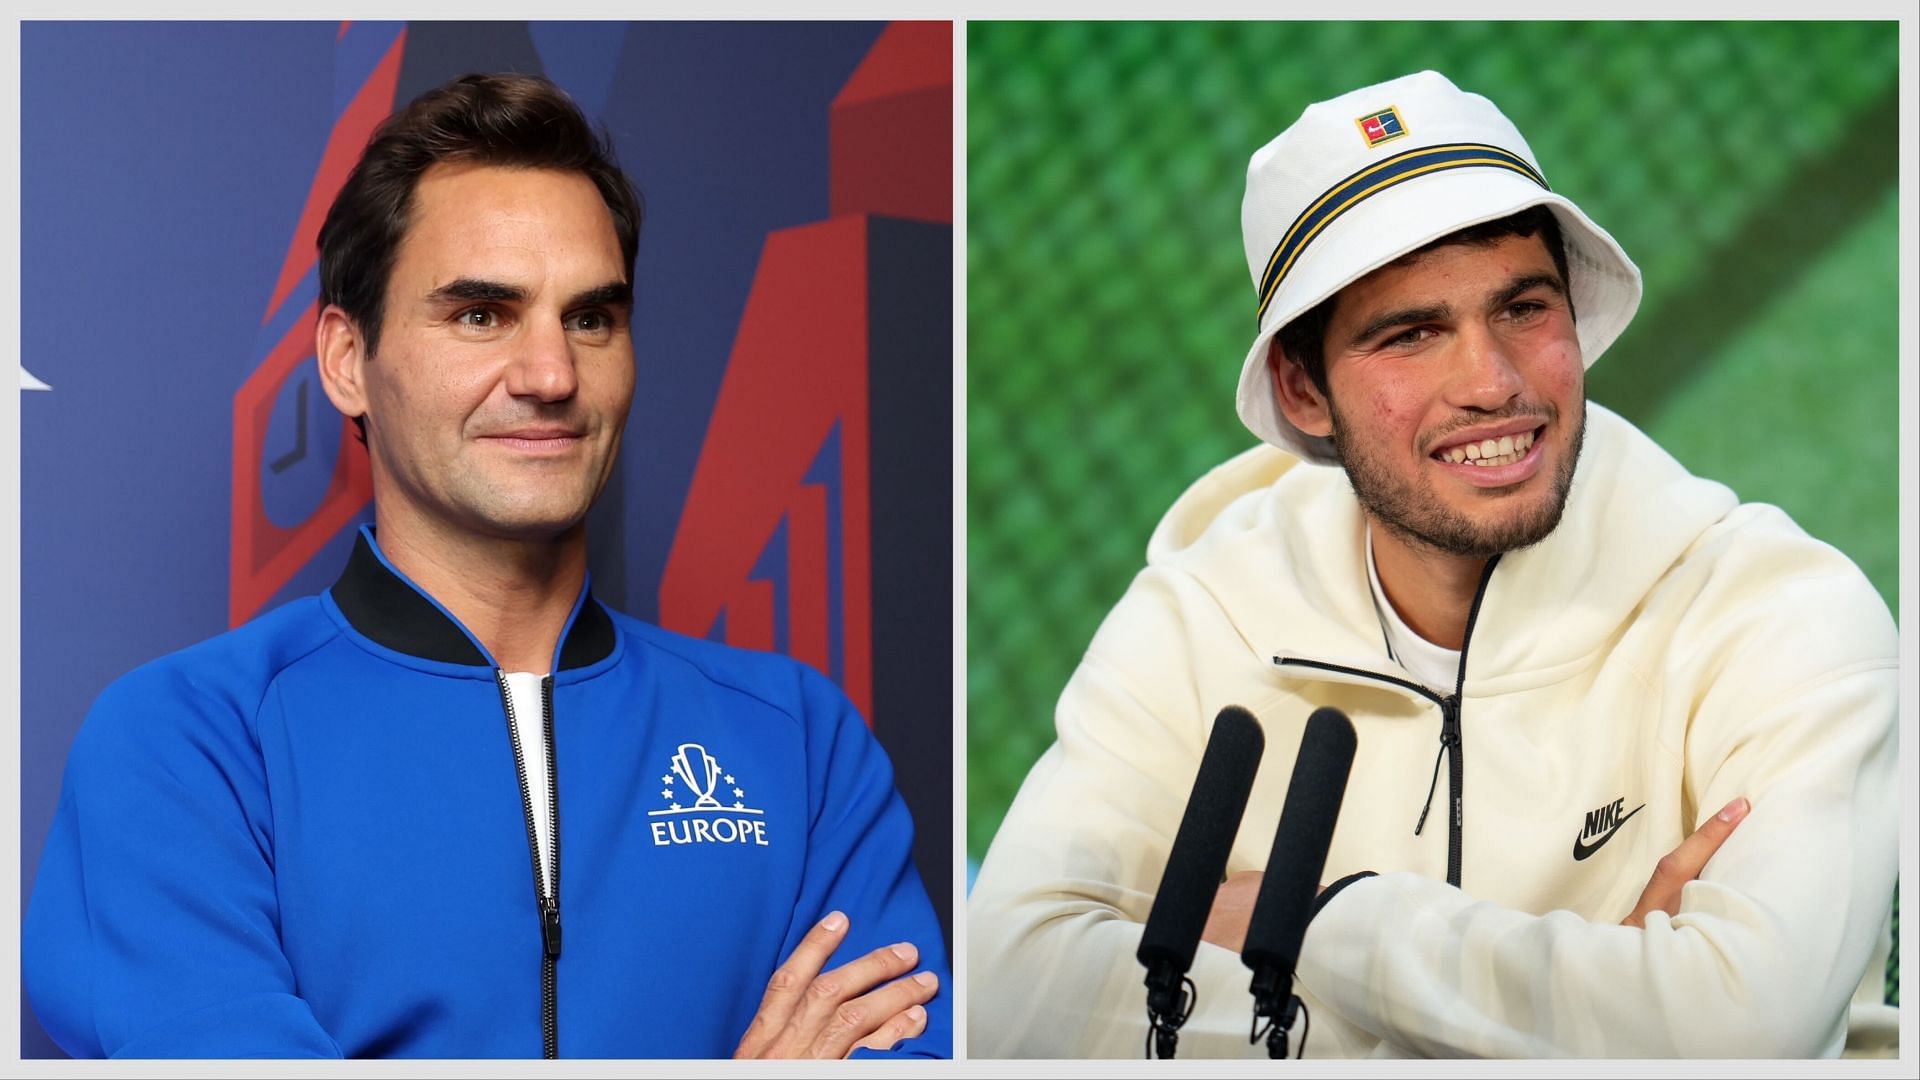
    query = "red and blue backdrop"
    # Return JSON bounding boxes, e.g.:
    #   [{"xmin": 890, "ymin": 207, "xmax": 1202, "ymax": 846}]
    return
[{"xmin": 19, "ymin": 20, "xmax": 952, "ymax": 1058}]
